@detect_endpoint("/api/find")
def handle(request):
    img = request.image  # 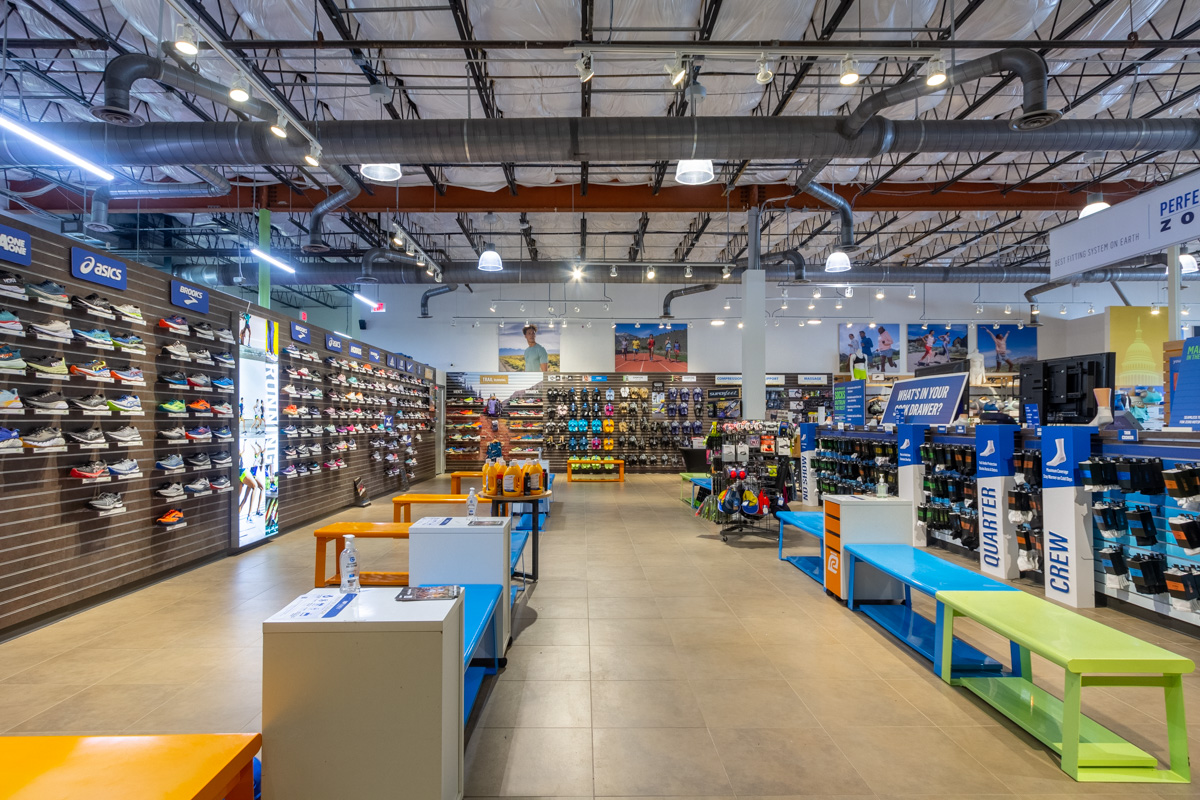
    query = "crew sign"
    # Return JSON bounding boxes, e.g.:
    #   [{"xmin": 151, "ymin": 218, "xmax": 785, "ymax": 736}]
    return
[{"xmin": 72, "ymin": 247, "xmax": 126, "ymax": 291}]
